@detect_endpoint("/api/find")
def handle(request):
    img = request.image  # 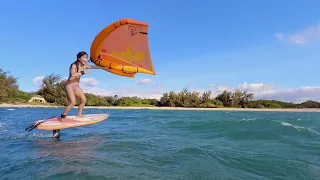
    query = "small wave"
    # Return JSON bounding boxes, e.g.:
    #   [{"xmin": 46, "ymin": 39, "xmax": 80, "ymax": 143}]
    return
[
  {"xmin": 0, "ymin": 131, "xmax": 53, "ymax": 140},
  {"xmin": 281, "ymin": 122, "xmax": 320, "ymax": 138},
  {"xmin": 0, "ymin": 122, "xmax": 8, "ymax": 131},
  {"xmin": 238, "ymin": 118, "xmax": 257, "ymax": 122},
  {"xmin": 307, "ymin": 128, "xmax": 320, "ymax": 137},
  {"xmin": 281, "ymin": 122, "xmax": 305, "ymax": 131},
  {"xmin": 6, "ymin": 108, "xmax": 15, "ymax": 111}
]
